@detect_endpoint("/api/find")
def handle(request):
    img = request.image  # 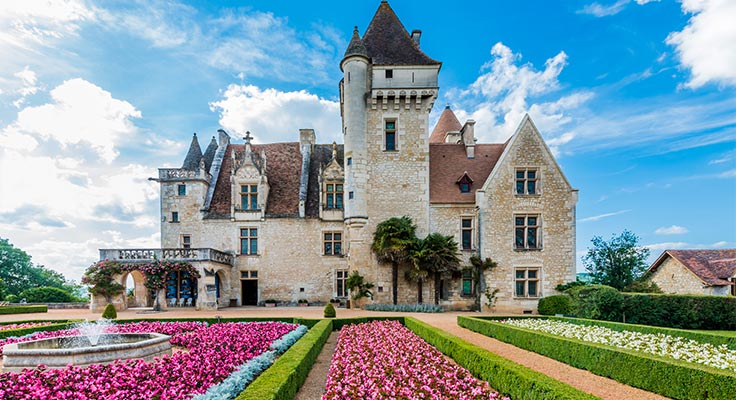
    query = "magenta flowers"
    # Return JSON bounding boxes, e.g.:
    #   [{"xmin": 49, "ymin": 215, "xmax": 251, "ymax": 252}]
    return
[
  {"xmin": 323, "ymin": 320, "xmax": 510, "ymax": 400},
  {"xmin": 0, "ymin": 321, "xmax": 298, "ymax": 399},
  {"xmin": 0, "ymin": 322, "xmax": 53, "ymax": 332}
]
